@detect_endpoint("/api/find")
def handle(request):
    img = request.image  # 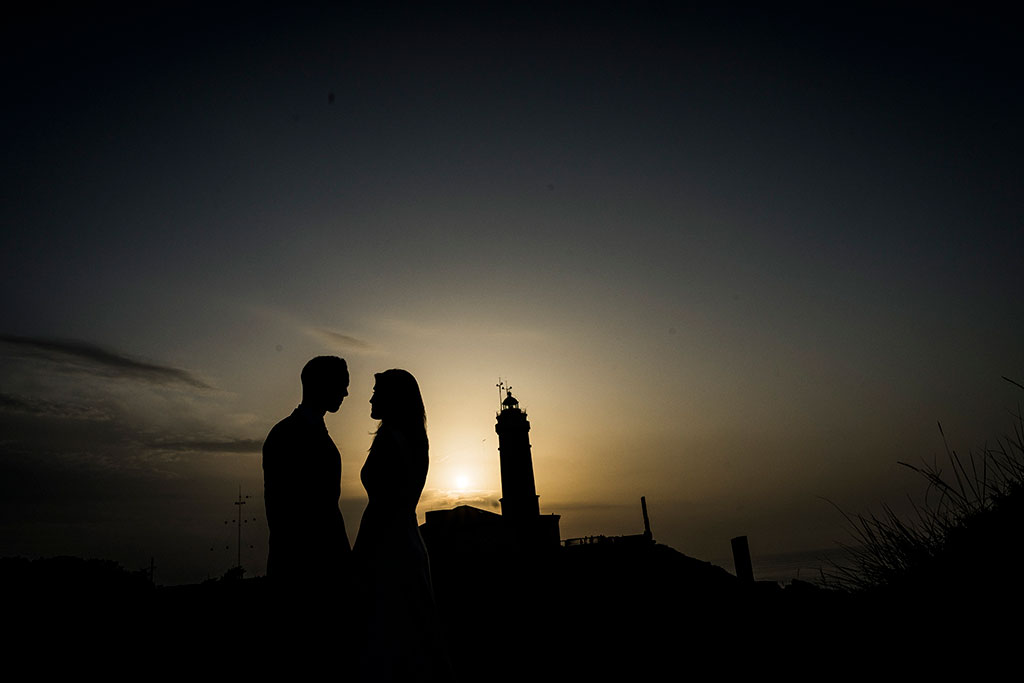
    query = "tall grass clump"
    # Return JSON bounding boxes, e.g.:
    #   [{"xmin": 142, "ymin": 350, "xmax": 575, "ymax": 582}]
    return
[{"xmin": 828, "ymin": 378, "xmax": 1024, "ymax": 600}]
